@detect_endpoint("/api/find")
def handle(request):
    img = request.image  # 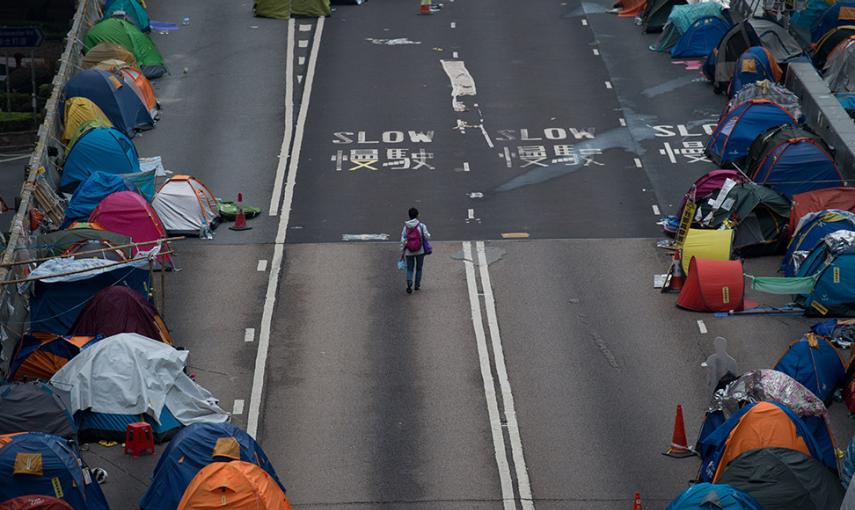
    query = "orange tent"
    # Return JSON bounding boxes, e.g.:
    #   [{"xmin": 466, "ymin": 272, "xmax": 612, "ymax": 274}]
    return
[
  {"xmin": 788, "ymin": 187, "xmax": 855, "ymax": 236},
  {"xmin": 118, "ymin": 67, "xmax": 158, "ymax": 117},
  {"xmin": 676, "ymin": 258, "xmax": 745, "ymax": 312},
  {"xmin": 177, "ymin": 461, "xmax": 293, "ymax": 510},
  {"xmin": 713, "ymin": 401, "xmax": 812, "ymax": 481}
]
